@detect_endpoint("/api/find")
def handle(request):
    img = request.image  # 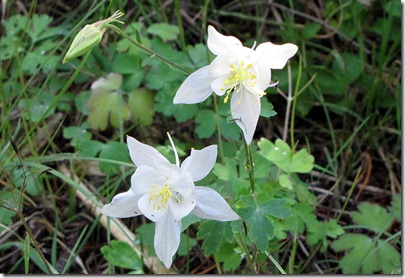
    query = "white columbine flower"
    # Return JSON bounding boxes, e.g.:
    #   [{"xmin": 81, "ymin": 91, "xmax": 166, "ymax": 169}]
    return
[
  {"xmin": 101, "ymin": 135, "xmax": 239, "ymax": 269},
  {"xmin": 173, "ymin": 26, "xmax": 298, "ymax": 144}
]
